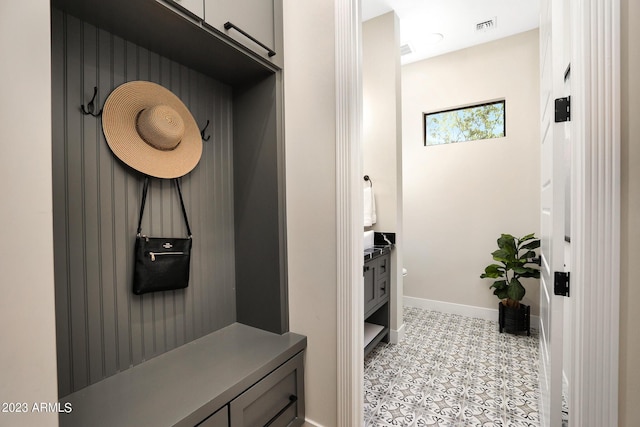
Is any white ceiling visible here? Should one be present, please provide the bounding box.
[362,0,540,65]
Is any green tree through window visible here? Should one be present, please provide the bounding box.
[424,100,505,146]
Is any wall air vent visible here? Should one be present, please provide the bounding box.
[476,17,497,32]
[400,43,413,56]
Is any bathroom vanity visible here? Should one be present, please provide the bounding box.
[363,234,394,357]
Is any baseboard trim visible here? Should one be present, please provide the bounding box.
[390,323,405,344]
[403,296,540,329]
[303,418,323,427]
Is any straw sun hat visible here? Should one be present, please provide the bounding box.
[102,81,202,179]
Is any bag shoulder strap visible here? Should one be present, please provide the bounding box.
[175,178,192,237]
[136,176,150,236]
[137,176,192,237]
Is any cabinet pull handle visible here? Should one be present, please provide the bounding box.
[264,395,297,427]
[223,21,276,57]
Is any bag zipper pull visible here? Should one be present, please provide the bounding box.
[150,252,156,261]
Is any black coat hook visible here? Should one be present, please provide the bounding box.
[200,119,211,141]
[364,175,373,187]
[81,86,103,117]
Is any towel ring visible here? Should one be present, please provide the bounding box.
[364,175,373,187]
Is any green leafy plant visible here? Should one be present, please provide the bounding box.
[480,233,540,308]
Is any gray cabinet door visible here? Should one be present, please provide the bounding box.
[364,260,377,315]
[229,352,304,427]
[204,0,281,66]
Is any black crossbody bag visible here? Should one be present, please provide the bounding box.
[133,177,193,295]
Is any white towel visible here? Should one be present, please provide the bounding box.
[364,186,377,227]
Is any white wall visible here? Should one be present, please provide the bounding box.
[402,30,541,315]
[362,12,404,340]
[0,1,59,426]
[620,0,640,424]
[363,12,402,233]
[283,1,338,425]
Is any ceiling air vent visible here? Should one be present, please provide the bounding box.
[400,43,413,56]
[476,17,497,32]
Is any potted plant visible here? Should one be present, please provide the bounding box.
[480,233,540,335]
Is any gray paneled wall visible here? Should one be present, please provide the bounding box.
[51,9,236,397]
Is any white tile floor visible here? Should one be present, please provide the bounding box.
[364,307,540,426]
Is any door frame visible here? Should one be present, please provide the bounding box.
[568,0,621,425]
[334,0,621,425]
[335,0,364,426]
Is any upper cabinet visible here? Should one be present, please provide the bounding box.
[204,0,283,68]
[167,0,204,19]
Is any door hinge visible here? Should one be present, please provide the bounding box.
[554,271,570,297]
[555,96,571,122]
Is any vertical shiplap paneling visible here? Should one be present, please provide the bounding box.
[192,71,206,338]
[135,45,156,363]
[81,20,104,387]
[197,73,212,331]
[51,8,72,398]
[108,33,131,376]
[166,56,180,350]
[160,56,175,352]
[125,44,139,364]
[219,74,235,331]
[52,11,236,397]
[96,26,118,380]
[175,63,191,348]
[64,13,90,393]
[204,75,218,328]
[148,51,166,357]
[221,81,237,326]
[215,78,228,328]
[183,72,200,342]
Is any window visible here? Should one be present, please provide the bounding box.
[423,100,506,146]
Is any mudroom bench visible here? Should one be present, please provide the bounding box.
[59,324,306,427]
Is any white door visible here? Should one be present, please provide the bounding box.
[559,0,572,419]
[539,0,569,426]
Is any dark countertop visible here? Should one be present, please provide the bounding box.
[364,244,393,261]
[364,231,395,261]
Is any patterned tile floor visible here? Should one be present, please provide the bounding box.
[364,307,540,426]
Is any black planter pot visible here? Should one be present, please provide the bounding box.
[498,302,531,336]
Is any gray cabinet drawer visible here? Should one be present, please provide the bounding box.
[230,352,304,427]
[376,255,389,281]
[378,277,389,301]
[198,406,229,427]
